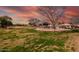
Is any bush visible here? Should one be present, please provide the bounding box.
[10,46,26,52]
[71,29,79,32]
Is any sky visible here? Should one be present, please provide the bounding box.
[0,6,79,24]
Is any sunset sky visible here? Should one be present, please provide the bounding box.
[0,6,79,24]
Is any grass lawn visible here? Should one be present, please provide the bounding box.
[0,27,79,52]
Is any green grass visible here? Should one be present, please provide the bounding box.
[0,28,78,52]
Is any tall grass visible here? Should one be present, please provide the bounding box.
[0,28,77,52]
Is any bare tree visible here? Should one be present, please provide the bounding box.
[38,6,66,29]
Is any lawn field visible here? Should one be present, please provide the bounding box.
[0,27,79,52]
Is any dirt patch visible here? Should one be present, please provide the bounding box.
[0,39,25,49]
[13,39,25,46]
[65,33,79,52]
[72,36,79,51]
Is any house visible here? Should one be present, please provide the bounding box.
[58,24,72,29]
[71,24,79,29]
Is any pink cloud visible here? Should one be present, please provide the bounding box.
[0,6,79,24]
